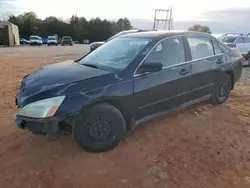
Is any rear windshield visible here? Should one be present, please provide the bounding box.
[220,36,237,43]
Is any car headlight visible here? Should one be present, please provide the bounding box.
[16,96,65,118]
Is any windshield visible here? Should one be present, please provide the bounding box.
[220,36,237,43]
[30,36,40,40]
[48,36,56,40]
[79,37,151,72]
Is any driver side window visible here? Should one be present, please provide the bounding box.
[144,37,185,68]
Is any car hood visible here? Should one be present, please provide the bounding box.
[20,60,112,99]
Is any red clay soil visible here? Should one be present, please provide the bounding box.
[1,50,250,188]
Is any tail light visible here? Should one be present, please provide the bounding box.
[240,56,245,63]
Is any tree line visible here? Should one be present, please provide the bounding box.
[6,12,133,42]
[2,12,213,43]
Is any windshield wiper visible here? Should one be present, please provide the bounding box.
[83,63,99,69]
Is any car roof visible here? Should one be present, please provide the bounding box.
[119,30,213,40]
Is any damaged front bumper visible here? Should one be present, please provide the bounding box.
[15,114,72,140]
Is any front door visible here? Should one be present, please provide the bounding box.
[133,36,193,120]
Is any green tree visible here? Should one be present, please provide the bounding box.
[116,18,133,32]
[188,24,212,34]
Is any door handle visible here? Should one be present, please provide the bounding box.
[179,69,189,75]
[216,59,224,64]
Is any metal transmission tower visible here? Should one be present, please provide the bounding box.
[153,8,173,30]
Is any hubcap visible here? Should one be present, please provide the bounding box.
[85,117,112,141]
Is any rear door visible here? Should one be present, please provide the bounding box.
[185,36,227,99]
[133,36,193,120]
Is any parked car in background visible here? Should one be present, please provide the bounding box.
[29,35,42,46]
[219,33,250,60]
[42,38,47,44]
[61,36,73,46]
[47,36,58,46]
[90,29,152,51]
[20,38,29,44]
[83,39,90,44]
[15,31,243,152]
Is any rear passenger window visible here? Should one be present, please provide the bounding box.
[213,41,223,55]
[144,37,185,67]
[187,37,214,59]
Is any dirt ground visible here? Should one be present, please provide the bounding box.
[1,45,250,188]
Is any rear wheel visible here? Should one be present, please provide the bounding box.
[74,103,125,152]
[211,73,232,104]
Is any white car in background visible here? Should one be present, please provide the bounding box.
[219,33,250,60]
[47,36,58,46]
[29,35,42,46]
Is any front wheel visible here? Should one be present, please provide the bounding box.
[211,73,232,104]
[74,103,125,152]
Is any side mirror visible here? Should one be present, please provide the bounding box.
[137,62,163,74]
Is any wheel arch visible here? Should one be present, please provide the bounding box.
[80,98,133,132]
[224,70,235,89]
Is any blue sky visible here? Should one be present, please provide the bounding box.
[1,0,250,33]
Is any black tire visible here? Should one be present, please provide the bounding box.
[74,103,125,152]
[211,73,232,104]
[47,44,50,46]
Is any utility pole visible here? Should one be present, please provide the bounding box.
[153,7,173,30]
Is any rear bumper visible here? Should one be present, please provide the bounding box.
[15,114,70,140]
